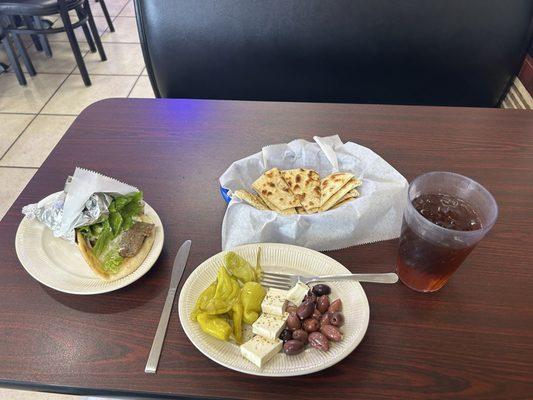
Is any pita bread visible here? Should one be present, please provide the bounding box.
[253,168,301,210]
[233,190,270,211]
[281,168,321,213]
[320,173,353,207]
[77,215,155,282]
[320,178,358,211]
[334,188,360,205]
[332,197,355,209]
[296,207,307,214]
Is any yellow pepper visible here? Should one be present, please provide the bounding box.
[196,313,232,341]
[190,282,217,320]
[225,251,257,283]
[241,281,266,325]
[231,300,244,344]
[204,267,240,315]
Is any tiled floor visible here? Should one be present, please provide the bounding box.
[0,2,152,396]
[0,0,154,227]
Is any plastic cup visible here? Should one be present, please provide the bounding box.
[396,172,498,292]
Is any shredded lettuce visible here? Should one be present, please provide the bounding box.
[77,191,143,272]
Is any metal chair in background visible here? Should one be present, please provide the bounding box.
[0,15,35,85]
[0,0,107,86]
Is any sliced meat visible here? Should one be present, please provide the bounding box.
[119,221,154,258]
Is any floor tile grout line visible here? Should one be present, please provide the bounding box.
[127,73,143,98]
[0,165,39,170]
[0,113,40,162]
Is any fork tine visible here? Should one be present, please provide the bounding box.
[260,274,291,283]
[262,271,293,279]
[261,281,289,290]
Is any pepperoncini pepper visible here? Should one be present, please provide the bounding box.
[196,313,232,341]
[240,281,266,325]
[204,267,240,315]
[225,251,257,283]
[190,282,217,320]
[231,300,244,344]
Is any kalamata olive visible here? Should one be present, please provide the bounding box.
[302,318,319,333]
[312,284,331,296]
[292,329,308,344]
[319,311,332,327]
[308,332,329,351]
[296,300,314,320]
[328,298,342,313]
[283,340,305,355]
[286,312,301,331]
[286,305,298,314]
[304,291,317,304]
[312,308,322,320]
[317,295,330,313]
[330,312,345,327]
[320,325,343,342]
[279,329,293,342]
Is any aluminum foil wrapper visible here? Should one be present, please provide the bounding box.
[21,167,139,242]
[22,191,113,242]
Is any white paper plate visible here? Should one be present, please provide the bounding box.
[178,243,370,376]
[15,198,164,295]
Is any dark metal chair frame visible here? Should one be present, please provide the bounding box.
[0,15,35,85]
[0,0,107,86]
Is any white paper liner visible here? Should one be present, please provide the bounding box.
[220,135,408,251]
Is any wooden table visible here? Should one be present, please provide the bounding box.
[0,99,532,399]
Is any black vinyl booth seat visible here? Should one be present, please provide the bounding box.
[135,0,533,107]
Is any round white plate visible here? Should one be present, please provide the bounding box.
[15,197,164,295]
[178,243,370,376]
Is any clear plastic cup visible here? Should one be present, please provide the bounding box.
[396,171,498,292]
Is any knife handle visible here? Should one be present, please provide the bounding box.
[145,288,177,373]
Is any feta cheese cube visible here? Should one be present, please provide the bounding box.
[252,312,288,340]
[261,287,288,316]
[286,282,309,306]
[240,335,283,368]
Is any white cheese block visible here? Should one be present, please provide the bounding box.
[286,282,309,306]
[252,312,288,340]
[240,335,283,368]
[261,287,288,316]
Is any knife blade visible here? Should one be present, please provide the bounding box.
[145,240,191,373]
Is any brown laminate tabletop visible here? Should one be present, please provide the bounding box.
[0,99,532,400]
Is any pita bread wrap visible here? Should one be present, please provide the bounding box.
[281,168,321,213]
[77,215,155,282]
[252,167,301,210]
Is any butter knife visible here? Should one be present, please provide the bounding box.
[145,240,191,373]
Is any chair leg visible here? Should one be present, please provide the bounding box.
[61,9,91,86]
[2,36,26,85]
[11,32,36,76]
[23,16,42,51]
[76,9,96,52]
[32,17,53,58]
[98,0,115,32]
[83,1,107,61]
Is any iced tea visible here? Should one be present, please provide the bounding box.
[396,172,497,292]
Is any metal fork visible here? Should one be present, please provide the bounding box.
[261,271,398,290]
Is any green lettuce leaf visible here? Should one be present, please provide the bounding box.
[77,191,144,269]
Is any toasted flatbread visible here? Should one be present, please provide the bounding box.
[260,195,297,214]
[296,207,307,214]
[334,188,360,205]
[332,197,355,209]
[320,178,358,211]
[320,173,354,207]
[76,215,155,282]
[281,168,321,213]
[233,190,270,211]
[252,168,301,210]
